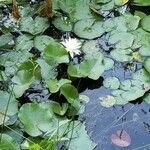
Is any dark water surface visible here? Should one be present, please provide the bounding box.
[82,62,150,150]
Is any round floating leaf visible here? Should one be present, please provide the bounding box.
[20,16,49,35]
[51,101,68,116]
[34,35,55,52]
[44,42,69,65]
[99,95,116,108]
[0,33,13,48]
[15,34,34,51]
[0,91,18,125]
[82,40,100,54]
[52,17,72,32]
[36,59,57,80]
[73,19,104,39]
[109,32,134,49]
[141,15,150,32]
[66,122,96,150]
[110,48,133,62]
[103,58,114,70]
[68,53,104,80]
[143,92,150,104]
[103,77,120,90]
[0,134,20,150]
[111,130,131,147]
[133,0,150,6]
[144,57,150,73]
[60,84,79,104]
[18,103,53,136]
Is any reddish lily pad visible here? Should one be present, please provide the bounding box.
[111,130,131,147]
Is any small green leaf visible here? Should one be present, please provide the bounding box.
[99,95,116,108]
[51,101,68,116]
[103,77,120,90]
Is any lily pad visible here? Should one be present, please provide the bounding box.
[99,95,116,108]
[0,91,18,125]
[15,34,34,51]
[111,130,131,147]
[73,19,104,39]
[66,121,96,150]
[141,15,150,32]
[52,17,73,32]
[46,78,71,93]
[20,16,49,35]
[109,32,134,49]
[44,42,69,65]
[110,48,133,62]
[103,77,120,90]
[18,103,53,137]
[0,134,20,150]
[144,57,150,73]
[68,53,104,80]
[34,35,55,52]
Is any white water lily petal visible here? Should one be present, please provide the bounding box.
[61,37,82,58]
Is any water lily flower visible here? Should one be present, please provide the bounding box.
[61,37,82,58]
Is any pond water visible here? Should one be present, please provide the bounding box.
[0,0,150,150]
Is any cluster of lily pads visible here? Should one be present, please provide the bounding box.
[0,0,150,149]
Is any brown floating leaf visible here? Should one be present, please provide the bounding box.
[12,0,20,20]
[40,0,53,18]
[111,130,131,147]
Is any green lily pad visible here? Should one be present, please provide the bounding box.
[46,78,71,93]
[44,42,69,65]
[99,95,116,108]
[34,35,55,52]
[110,48,133,62]
[36,59,57,80]
[133,0,150,6]
[0,91,18,125]
[143,92,150,104]
[0,33,13,48]
[144,57,150,73]
[51,101,68,116]
[52,17,73,32]
[109,32,134,49]
[66,121,96,150]
[18,103,53,137]
[68,53,104,80]
[20,16,49,35]
[103,77,120,90]
[141,15,150,32]
[0,134,20,150]
[73,19,104,39]
[82,40,100,54]
[15,34,34,51]
[60,84,79,104]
